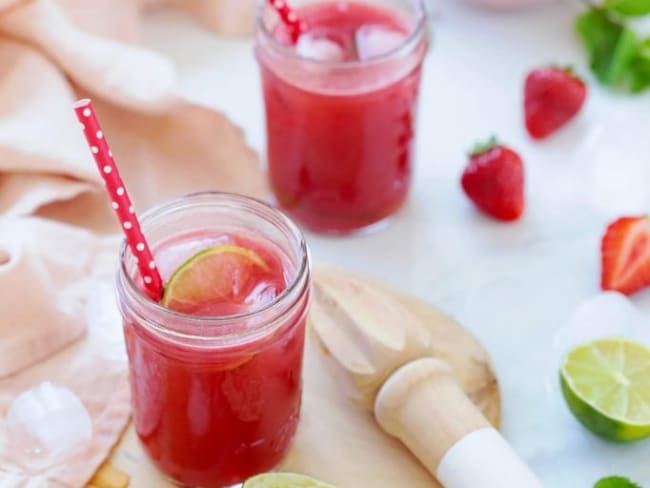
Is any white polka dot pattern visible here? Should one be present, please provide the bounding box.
[269,0,306,42]
[73,98,163,300]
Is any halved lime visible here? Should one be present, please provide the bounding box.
[560,337,650,442]
[161,244,269,314]
[244,473,335,488]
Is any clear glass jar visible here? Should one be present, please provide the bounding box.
[255,0,429,234]
[116,192,311,487]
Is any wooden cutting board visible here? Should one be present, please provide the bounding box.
[95,265,500,488]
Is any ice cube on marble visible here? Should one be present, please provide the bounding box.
[354,25,407,60]
[572,116,650,218]
[553,292,640,354]
[6,382,92,453]
[296,33,345,62]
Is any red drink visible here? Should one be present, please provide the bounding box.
[256,1,429,234]
[116,193,310,487]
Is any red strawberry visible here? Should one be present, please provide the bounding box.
[524,66,587,139]
[601,216,650,296]
[461,137,524,222]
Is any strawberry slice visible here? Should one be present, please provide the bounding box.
[601,216,650,296]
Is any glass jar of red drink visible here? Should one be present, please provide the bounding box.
[255,0,429,234]
[116,192,310,488]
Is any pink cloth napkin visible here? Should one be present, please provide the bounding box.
[0,218,130,488]
[0,0,265,230]
[0,1,261,485]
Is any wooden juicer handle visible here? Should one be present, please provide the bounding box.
[374,358,544,488]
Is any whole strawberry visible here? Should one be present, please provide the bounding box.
[601,216,650,296]
[524,66,587,139]
[461,137,524,221]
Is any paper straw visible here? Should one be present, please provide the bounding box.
[73,99,163,301]
[267,0,307,43]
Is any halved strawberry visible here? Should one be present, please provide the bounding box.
[601,216,650,296]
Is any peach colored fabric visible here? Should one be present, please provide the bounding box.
[0,0,265,228]
[0,217,129,487]
[0,218,89,379]
[0,359,130,488]
[0,330,131,488]
[0,1,260,486]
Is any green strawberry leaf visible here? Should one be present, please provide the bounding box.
[604,0,650,16]
[576,8,639,85]
[594,476,643,488]
[468,135,499,157]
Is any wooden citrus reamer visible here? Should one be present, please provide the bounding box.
[311,266,543,488]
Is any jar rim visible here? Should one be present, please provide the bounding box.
[117,192,310,343]
[255,0,429,70]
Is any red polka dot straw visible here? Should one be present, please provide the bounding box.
[73,99,163,301]
[267,0,307,43]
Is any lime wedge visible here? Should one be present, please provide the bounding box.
[161,244,269,314]
[560,337,650,442]
[244,473,335,488]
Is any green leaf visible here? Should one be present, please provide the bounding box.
[594,476,643,488]
[627,38,650,92]
[576,8,639,85]
[468,135,499,157]
[604,0,650,16]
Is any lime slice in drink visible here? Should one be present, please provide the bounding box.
[161,244,269,314]
[560,337,650,442]
[244,473,335,488]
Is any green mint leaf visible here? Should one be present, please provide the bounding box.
[627,38,650,92]
[603,0,650,16]
[594,476,643,488]
[576,8,639,86]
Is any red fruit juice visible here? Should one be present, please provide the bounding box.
[256,1,428,233]
[122,231,308,487]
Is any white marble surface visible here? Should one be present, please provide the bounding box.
[143,1,650,485]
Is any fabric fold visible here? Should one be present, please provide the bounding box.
[0,0,259,485]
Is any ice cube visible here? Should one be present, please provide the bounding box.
[355,25,407,61]
[6,382,92,453]
[86,279,126,361]
[296,33,345,62]
[553,292,640,353]
[245,280,281,309]
[572,113,650,218]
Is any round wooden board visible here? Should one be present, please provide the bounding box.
[102,265,500,488]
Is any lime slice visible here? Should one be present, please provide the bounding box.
[161,244,269,314]
[560,337,650,442]
[244,473,335,488]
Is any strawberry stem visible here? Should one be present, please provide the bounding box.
[551,63,583,81]
[469,135,499,157]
